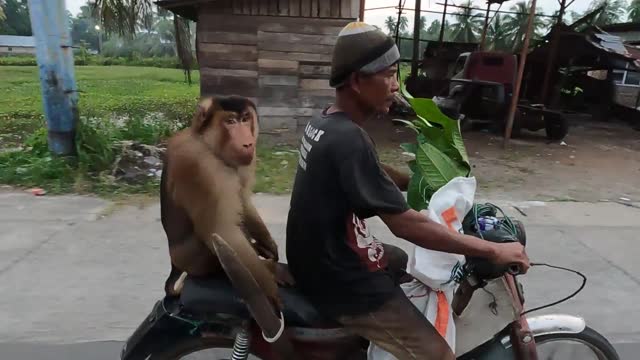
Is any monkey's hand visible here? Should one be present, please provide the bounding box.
[254,239,279,262]
[275,263,295,287]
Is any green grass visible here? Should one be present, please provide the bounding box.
[0,65,299,197]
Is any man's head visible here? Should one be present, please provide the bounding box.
[330,22,401,115]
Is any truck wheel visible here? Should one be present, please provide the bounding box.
[545,114,569,141]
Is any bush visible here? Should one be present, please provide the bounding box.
[0,54,199,69]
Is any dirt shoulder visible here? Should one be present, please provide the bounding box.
[363,116,639,203]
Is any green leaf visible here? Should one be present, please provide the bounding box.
[392,119,420,133]
[415,142,468,191]
[400,142,417,154]
[407,168,430,211]
[408,97,470,172]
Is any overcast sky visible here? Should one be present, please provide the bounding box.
[64,0,594,30]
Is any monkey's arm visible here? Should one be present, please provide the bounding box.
[243,197,279,262]
[171,155,282,309]
[381,163,410,192]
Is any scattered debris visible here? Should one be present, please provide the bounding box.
[111,141,166,184]
[560,141,568,146]
[513,206,528,217]
[570,155,575,159]
[29,188,46,196]
[619,197,631,202]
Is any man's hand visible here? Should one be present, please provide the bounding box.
[489,242,530,274]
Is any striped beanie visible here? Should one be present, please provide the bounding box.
[330,22,401,88]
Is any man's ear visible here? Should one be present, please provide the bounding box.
[348,72,362,94]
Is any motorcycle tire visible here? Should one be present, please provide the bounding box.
[533,325,620,360]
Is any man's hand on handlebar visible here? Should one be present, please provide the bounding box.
[489,242,530,274]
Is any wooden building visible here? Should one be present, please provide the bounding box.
[157,0,364,132]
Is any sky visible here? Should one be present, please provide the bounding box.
[64,0,594,29]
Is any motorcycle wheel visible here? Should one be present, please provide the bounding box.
[533,326,620,360]
[147,336,262,360]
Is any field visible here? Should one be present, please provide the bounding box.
[0,66,298,197]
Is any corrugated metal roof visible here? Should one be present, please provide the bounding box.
[0,35,35,48]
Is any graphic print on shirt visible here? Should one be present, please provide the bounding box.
[298,122,325,171]
[346,213,387,271]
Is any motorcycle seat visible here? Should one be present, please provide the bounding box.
[179,274,341,328]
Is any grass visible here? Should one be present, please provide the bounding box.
[0,65,298,197]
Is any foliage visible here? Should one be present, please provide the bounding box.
[0,66,199,150]
[503,1,545,51]
[628,0,640,21]
[450,0,484,43]
[394,83,471,211]
[0,54,189,68]
[0,0,31,35]
[587,0,629,25]
[0,65,296,196]
[90,0,196,80]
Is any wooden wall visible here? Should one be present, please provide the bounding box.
[215,0,360,19]
[197,4,357,131]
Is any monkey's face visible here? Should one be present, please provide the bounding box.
[202,110,256,167]
[193,96,259,168]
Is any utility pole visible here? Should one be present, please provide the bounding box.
[27,0,79,156]
[540,0,570,105]
[503,0,537,148]
[411,0,422,79]
[479,2,492,50]
[438,0,448,43]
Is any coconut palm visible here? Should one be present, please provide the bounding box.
[384,15,409,37]
[503,1,545,51]
[629,0,640,22]
[90,0,195,83]
[587,0,628,25]
[487,14,511,51]
[450,0,484,43]
[0,1,5,21]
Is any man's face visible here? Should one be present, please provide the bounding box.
[352,64,400,115]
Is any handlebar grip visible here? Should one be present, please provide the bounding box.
[508,264,521,275]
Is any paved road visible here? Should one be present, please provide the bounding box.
[1,191,640,359]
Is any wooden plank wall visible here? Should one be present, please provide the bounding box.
[230,0,356,18]
[197,7,353,131]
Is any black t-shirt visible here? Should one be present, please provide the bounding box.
[285,110,410,318]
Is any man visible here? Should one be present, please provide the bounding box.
[285,22,530,359]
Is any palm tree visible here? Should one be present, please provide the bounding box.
[487,14,511,51]
[0,0,5,21]
[628,0,640,22]
[450,0,484,43]
[587,0,628,25]
[91,0,195,83]
[503,1,544,51]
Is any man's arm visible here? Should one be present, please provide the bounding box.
[380,163,410,192]
[380,209,530,271]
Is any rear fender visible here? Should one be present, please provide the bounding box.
[120,297,200,360]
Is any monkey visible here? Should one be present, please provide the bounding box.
[159,95,283,311]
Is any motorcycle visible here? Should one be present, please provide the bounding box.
[120,212,620,360]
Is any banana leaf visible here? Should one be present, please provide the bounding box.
[415,142,468,192]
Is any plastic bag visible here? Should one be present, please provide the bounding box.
[368,176,477,359]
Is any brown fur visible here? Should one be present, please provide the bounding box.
[160,95,281,309]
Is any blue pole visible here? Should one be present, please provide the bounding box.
[27,0,79,156]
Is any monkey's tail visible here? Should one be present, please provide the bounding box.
[206,234,297,358]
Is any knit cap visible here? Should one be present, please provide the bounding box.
[329,22,401,88]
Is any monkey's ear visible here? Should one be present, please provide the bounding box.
[192,97,218,133]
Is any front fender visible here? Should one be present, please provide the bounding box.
[499,314,587,348]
